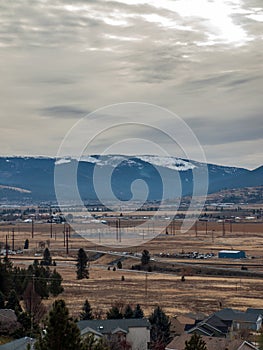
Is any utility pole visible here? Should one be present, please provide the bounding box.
[12,228,15,251]
[50,206,53,239]
[31,274,35,338]
[205,220,208,235]
[222,220,225,237]
[50,220,53,239]
[116,219,120,242]
[195,221,198,237]
[116,220,118,242]
[31,219,34,239]
[145,272,148,298]
[63,223,66,247]
[66,227,69,255]
[5,235,8,259]
[119,219,121,242]
[230,221,233,233]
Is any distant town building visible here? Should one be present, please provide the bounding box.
[218,250,246,259]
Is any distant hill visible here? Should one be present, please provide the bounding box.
[0,156,262,203]
[206,186,263,204]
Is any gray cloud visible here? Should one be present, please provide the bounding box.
[0,0,262,169]
[40,105,89,118]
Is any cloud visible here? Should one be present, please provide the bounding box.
[0,0,262,169]
[40,105,89,118]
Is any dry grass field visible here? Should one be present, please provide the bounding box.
[1,218,263,318]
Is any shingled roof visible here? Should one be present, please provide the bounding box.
[0,337,35,350]
[78,318,150,335]
[166,334,258,350]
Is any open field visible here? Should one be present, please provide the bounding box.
[1,219,263,318]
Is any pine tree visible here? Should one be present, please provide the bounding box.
[149,306,171,347]
[0,259,12,296]
[133,304,144,318]
[24,239,29,249]
[141,250,150,265]
[41,248,52,266]
[184,333,207,350]
[14,311,32,338]
[49,269,64,297]
[27,264,50,299]
[258,331,263,350]
[6,289,22,313]
[34,299,82,350]
[124,305,134,319]
[81,333,109,350]
[117,261,122,269]
[0,291,5,308]
[80,299,93,320]
[76,248,89,280]
[106,306,123,319]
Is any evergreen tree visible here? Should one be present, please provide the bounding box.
[184,333,207,350]
[76,248,89,280]
[258,331,263,350]
[35,299,82,350]
[27,264,50,299]
[49,269,64,297]
[24,239,29,249]
[81,333,109,350]
[133,304,144,318]
[0,259,12,296]
[41,248,52,266]
[6,289,22,313]
[106,306,123,319]
[149,306,171,348]
[80,299,93,320]
[0,290,5,308]
[123,305,133,319]
[14,311,32,338]
[141,250,150,265]
[12,266,27,297]
[117,261,122,269]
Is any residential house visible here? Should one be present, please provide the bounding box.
[0,337,35,350]
[170,315,196,337]
[215,308,263,331]
[165,334,259,350]
[78,318,151,350]
[186,314,229,337]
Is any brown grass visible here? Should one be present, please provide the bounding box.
[1,221,263,318]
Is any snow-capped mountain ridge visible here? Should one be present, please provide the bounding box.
[0,155,261,202]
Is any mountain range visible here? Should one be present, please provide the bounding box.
[0,156,262,203]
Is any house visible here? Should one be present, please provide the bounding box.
[246,308,263,317]
[78,318,151,350]
[215,308,263,331]
[165,334,259,350]
[170,315,196,337]
[187,314,229,337]
[218,250,246,259]
[185,308,263,339]
[0,337,35,350]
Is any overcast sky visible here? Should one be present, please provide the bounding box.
[1,0,262,169]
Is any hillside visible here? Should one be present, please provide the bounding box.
[0,156,261,203]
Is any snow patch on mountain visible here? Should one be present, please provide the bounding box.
[137,156,196,171]
[55,158,71,165]
[79,156,100,164]
[80,155,137,167]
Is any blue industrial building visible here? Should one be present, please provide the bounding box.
[218,250,246,259]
